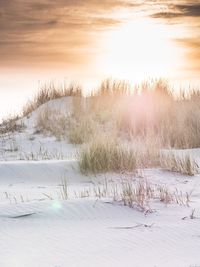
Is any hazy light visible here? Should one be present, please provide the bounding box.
[98,17,183,83]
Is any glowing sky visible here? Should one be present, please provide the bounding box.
[0,0,200,117]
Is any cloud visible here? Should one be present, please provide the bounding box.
[144,1,200,77]
[175,37,200,73]
[151,2,200,19]
[0,0,140,65]
[0,0,140,32]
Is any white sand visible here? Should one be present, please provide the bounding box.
[0,97,200,267]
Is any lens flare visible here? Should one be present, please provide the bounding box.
[51,201,63,211]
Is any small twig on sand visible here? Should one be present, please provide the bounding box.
[109,223,154,230]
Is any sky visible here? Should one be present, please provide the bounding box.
[0,0,200,118]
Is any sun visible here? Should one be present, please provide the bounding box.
[98,17,182,83]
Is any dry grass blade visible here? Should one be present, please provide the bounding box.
[60,178,68,200]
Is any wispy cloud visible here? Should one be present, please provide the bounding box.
[151,2,200,19]
[0,0,142,65]
[175,37,200,73]
[148,1,200,74]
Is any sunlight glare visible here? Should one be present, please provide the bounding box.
[99,18,182,83]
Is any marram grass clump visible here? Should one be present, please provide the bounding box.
[67,116,97,144]
[79,137,137,174]
[160,152,199,176]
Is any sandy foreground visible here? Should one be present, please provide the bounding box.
[0,97,200,267]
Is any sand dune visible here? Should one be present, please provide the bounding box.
[0,97,200,267]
